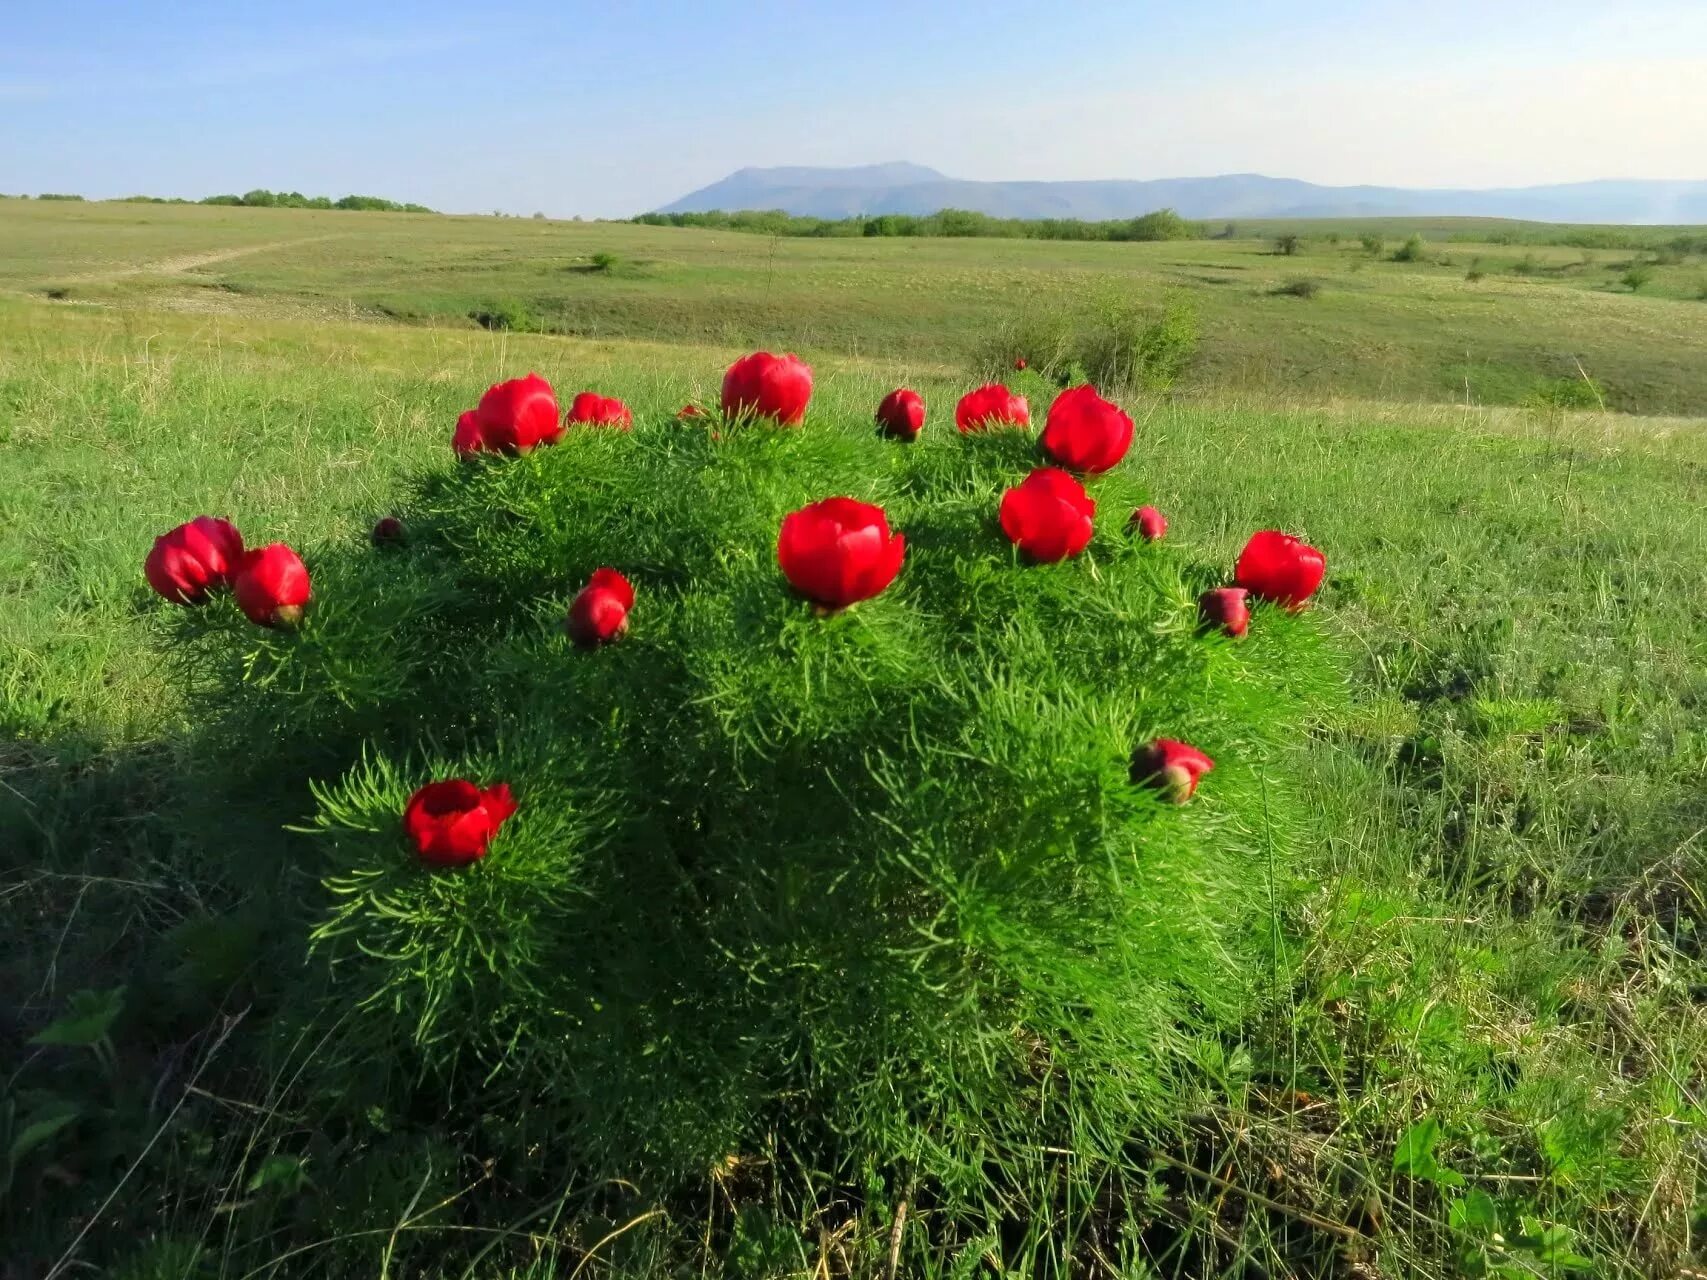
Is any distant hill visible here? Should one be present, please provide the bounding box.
[658,165,1707,224]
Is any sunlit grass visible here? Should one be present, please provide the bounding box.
[3,265,1705,1276]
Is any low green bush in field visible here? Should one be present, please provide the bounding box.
[1621,262,1655,292]
[1525,373,1607,411]
[1392,233,1428,263]
[467,298,541,332]
[981,296,1200,392]
[156,386,1338,1239]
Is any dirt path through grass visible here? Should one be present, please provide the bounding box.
[54,234,348,284]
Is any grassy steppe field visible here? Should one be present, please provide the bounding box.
[5,198,1707,413]
[3,202,1707,1278]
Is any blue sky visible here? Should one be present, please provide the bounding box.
[4,0,1705,217]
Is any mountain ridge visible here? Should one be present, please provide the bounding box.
[657,164,1707,224]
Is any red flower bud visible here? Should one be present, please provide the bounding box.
[876,388,926,441]
[1130,739,1215,803]
[371,515,405,548]
[1013,356,1028,371]
[1131,506,1167,542]
[568,391,633,430]
[565,567,635,646]
[232,543,311,629]
[472,372,562,454]
[955,383,1030,432]
[1198,586,1250,638]
[403,779,517,867]
[777,497,906,610]
[144,516,244,604]
[452,409,487,457]
[675,403,706,421]
[1234,530,1326,610]
[721,351,812,426]
[1040,385,1135,474]
[998,467,1095,562]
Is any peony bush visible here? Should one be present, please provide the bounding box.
[148,361,1337,1229]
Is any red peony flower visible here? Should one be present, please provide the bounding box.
[568,391,633,430]
[1131,505,1167,542]
[777,497,906,609]
[1130,739,1215,803]
[371,515,405,548]
[956,383,1030,432]
[403,779,517,867]
[721,351,813,425]
[474,372,562,453]
[1040,385,1135,474]
[1013,356,1028,371]
[452,410,487,457]
[232,543,310,628]
[565,567,635,646]
[876,388,926,441]
[1234,530,1326,610]
[1198,586,1250,638]
[144,516,244,604]
[998,467,1096,561]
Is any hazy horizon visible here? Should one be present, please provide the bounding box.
[5,0,1706,219]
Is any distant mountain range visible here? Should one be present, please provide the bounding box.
[656,163,1707,224]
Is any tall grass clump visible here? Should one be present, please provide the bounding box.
[467,298,541,331]
[979,296,1200,392]
[1392,233,1428,263]
[1621,262,1655,291]
[156,394,1339,1258]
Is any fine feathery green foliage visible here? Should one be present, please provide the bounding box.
[160,402,1340,1226]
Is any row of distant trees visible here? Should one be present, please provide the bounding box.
[4,190,432,212]
[631,207,1204,242]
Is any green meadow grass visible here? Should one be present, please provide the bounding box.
[5,198,1707,413]
[2,213,1706,1275]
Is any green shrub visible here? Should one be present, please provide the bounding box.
[1360,234,1384,256]
[642,207,1206,243]
[468,299,540,332]
[977,296,1200,392]
[976,310,1077,382]
[1272,278,1322,298]
[194,189,427,211]
[162,391,1338,1242]
[1391,234,1428,263]
[1113,298,1200,390]
[1047,294,1200,391]
[1465,259,1485,283]
[1525,374,1606,411]
[1109,208,1200,242]
[1622,262,1654,291]
[1273,234,1303,256]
